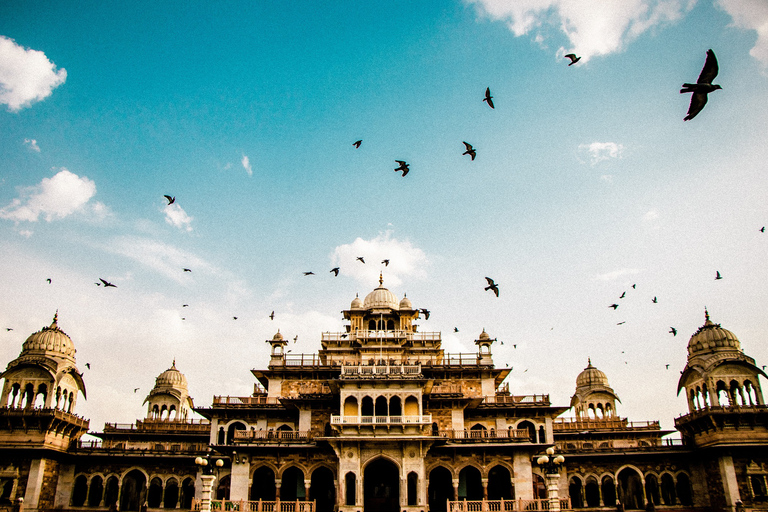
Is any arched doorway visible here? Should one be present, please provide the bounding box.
[251,467,276,500]
[532,474,547,500]
[618,468,644,510]
[215,475,230,501]
[488,466,514,500]
[311,467,335,512]
[120,470,147,512]
[164,478,180,508]
[364,458,400,512]
[428,467,452,512]
[281,467,305,501]
[458,466,482,500]
[569,477,583,508]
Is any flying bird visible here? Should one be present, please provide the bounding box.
[85,363,91,369]
[183,268,192,272]
[164,195,175,205]
[462,142,476,160]
[353,140,362,148]
[356,257,365,264]
[303,271,315,276]
[652,297,658,304]
[670,327,677,336]
[619,292,626,299]
[715,271,722,280]
[293,335,298,343]
[665,364,670,369]
[46,278,51,284]
[483,87,494,109]
[134,388,140,393]
[761,227,765,233]
[233,316,238,320]
[617,321,626,325]
[5,328,12,331]
[484,277,499,297]
[564,54,581,66]
[609,304,619,310]
[394,160,409,177]
[454,327,459,332]
[330,267,340,276]
[182,304,189,307]
[269,311,275,320]
[381,259,389,266]
[419,308,430,320]
[681,49,722,121]
[632,284,636,289]
[99,278,117,288]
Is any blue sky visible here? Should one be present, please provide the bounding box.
[2,0,768,433]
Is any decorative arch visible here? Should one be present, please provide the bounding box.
[617,466,644,510]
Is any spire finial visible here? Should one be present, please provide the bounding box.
[588,357,592,367]
[51,310,59,327]
[172,358,176,369]
[379,272,383,286]
[705,307,710,323]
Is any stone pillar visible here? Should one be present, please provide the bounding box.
[230,457,251,501]
[718,455,742,512]
[22,459,46,511]
[452,479,459,500]
[482,479,488,500]
[512,453,534,500]
[546,473,561,512]
[199,475,216,512]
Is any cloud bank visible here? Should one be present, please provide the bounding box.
[0,36,67,111]
[0,169,99,222]
[163,203,194,232]
[716,0,768,67]
[331,232,429,287]
[242,155,253,176]
[578,141,624,166]
[467,0,694,61]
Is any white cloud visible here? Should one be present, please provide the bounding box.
[595,268,642,281]
[24,138,40,152]
[0,168,97,222]
[578,141,624,166]
[331,231,429,287]
[643,210,660,223]
[0,36,67,112]
[18,229,33,238]
[600,174,614,182]
[716,0,768,67]
[241,155,253,176]
[106,236,211,283]
[467,0,694,61]
[163,203,193,232]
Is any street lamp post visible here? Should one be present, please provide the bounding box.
[195,453,224,512]
[536,447,565,512]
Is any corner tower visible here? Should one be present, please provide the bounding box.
[570,359,620,419]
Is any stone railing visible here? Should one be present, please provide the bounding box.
[340,364,421,378]
[212,396,282,406]
[437,429,531,442]
[194,499,315,512]
[553,418,659,430]
[232,430,315,443]
[447,498,571,511]
[330,414,432,425]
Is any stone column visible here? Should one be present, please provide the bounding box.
[199,475,217,512]
[452,479,459,500]
[482,479,488,500]
[546,473,561,512]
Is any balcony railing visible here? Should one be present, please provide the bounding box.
[268,352,489,367]
[553,417,660,430]
[341,364,421,378]
[483,395,551,406]
[448,498,571,512]
[437,429,532,442]
[103,419,210,432]
[212,396,282,406]
[330,414,432,425]
[194,499,316,512]
[232,430,314,443]
[323,330,441,342]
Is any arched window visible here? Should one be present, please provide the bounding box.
[368,320,376,330]
[213,476,228,501]
[375,396,388,417]
[458,466,482,500]
[404,396,419,416]
[281,467,305,500]
[429,467,453,512]
[361,396,374,416]
[180,478,195,509]
[344,396,358,417]
[390,396,402,416]
[387,319,395,331]
[518,421,536,442]
[227,422,247,444]
[488,465,514,500]
[88,476,104,507]
[35,384,47,408]
[345,472,356,506]
[569,477,583,508]
[310,467,335,512]
[717,381,730,406]
[119,470,147,512]
[104,476,119,507]
[602,476,616,507]
[660,474,676,505]
[250,467,276,501]
[532,474,547,500]
[538,426,546,443]
[676,473,693,506]
[408,472,418,506]
[645,474,660,505]
[585,477,599,507]
[617,468,644,509]
[165,478,180,508]
[71,475,88,507]
[147,477,163,508]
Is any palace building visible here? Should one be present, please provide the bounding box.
[1,278,768,512]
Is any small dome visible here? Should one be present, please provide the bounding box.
[351,295,363,309]
[22,312,76,359]
[399,295,412,310]
[155,360,188,390]
[478,329,490,341]
[272,331,284,341]
[687,310,741,357]
[576,359,609,387]
[363,274,398,310]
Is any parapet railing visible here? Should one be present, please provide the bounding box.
[193,499,315,512]
[232,430,315,443]
[447,498,571,511]
[212,396,282,406]
[271,352,489,367]
[104,419,210,432]
[340,364,421,377]
[330,414,432,425]
[437,429,531,441]
[553,418,659,430]
[322,330,441,342]
[483,395,551,406]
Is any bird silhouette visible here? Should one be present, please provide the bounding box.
[330,267,340,276]
[183,268,192,272]
[670,327,677,336]
[353,140,362,148]
[681,49,722,121]
[565,54,581,66]
[665,364,670,369]
[99,278,117,288]
[134,388,140,393]
[183,304,189,307]
[454,327,459,332]
[46,278,51,284]
[617,321,626,325]
[340,333,348,338]
[761,227,765,233]
[269,311,275,320]
[462,142,476,160]
[164,195,175,205]
[293,335,298,343]
[85,363,91,369]
[715,271,722,280]
[619,292,626,299]
[233,316,238,320]
[303,271,315,276]
[652,297,658,303]
[609,304,619,310]
[484,277,499,297]
[419,308,430,320]
[483,87,494,109]
[5,328,12,331]
[632,284,636,289]
[356,257,365,264]
[381,259,389,266]
[394,160,409,177]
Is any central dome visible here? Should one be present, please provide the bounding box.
[155,360,188,390]
[21,312,76,359]
[362,274,399,310]
[576,359,609,387]
[687,310,740,357]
